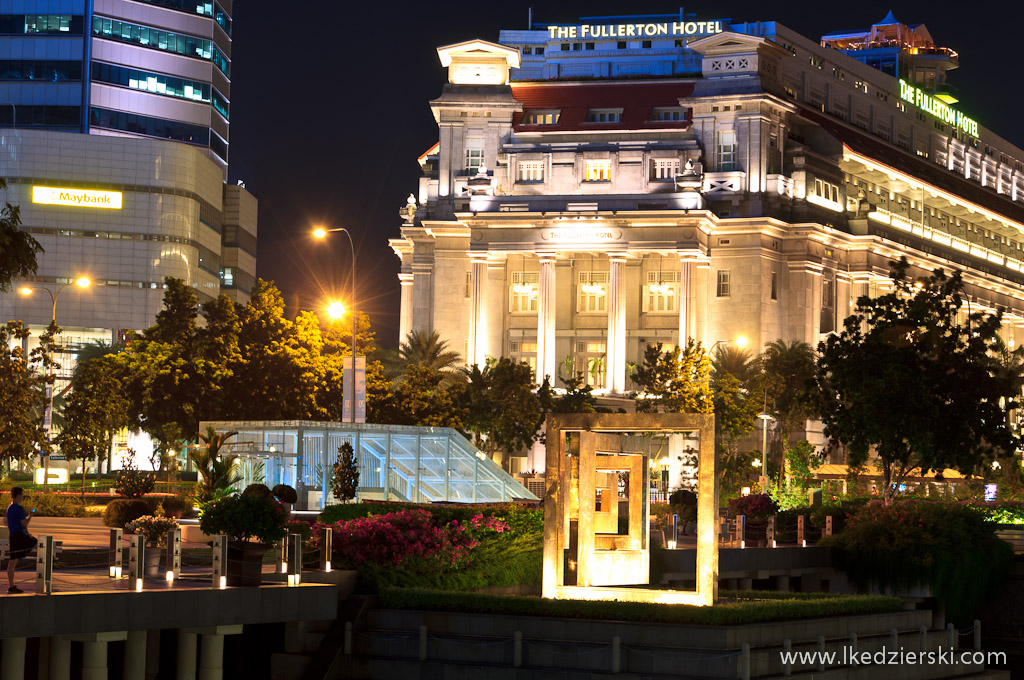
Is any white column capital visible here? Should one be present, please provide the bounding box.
[398,272,413,285]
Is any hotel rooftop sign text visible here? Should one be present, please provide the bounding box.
[899,79,978,137]
[547,21,724,40]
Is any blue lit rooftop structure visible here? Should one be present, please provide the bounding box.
[198,421,538,510]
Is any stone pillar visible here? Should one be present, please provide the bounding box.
[176,631,197,680]
[467,254,489,368]
[146,630,161,680]
[677,257,693,346]
[124,630,147,680]
[411,263,433,336]
[48,637,71,680]
[605,255,627,393]
[397,273,413,346]
[535,255,556,385]
[82,641,108,680]
[1,637,26,680]
[197,634,225,680]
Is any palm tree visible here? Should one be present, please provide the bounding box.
[191,427,242,502]
[396,330,464,386]
[761,339,816,445]
[711,344,759,387]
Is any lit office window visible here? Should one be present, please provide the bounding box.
[716,270,731,297]
[718,130,737,171]
[650,159,680,180]
[465,136,484,173]
[523,110,559,125]
[577,272,608,313]
[510,272,538,313]
[517,161,544,182]
[584,160,611,182]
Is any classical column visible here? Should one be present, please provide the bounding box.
[397,273,413,346]
[1,637,26,680]
[467,254,488,368]
[605,255,627,393]
[677,256,693,346]
[197,633,225,680]
[123,630,146,680]
[535,255,557,385]
[411,263,433,336]
[176,631,197,680]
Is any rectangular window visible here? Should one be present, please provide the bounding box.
[465,136,484,172]
[574,341,606,387]
[650,158,680,180]
[716,270,731,297]
[509,341,538,377]
[517,160,544,182]
[561,43,570,51]
[617,41,626,49]
[718,130,737,171]
[577,272,608,313]
[585,42,595,50]
[584,159,611,182]
[510,271,539,313]
[770,271,778,300]
[642,40,652,48]
[523,110,559,125]
[536,47,544,55]
[651,107,687,121]
[821,277,836,334]
[585,109,622,123]
[644,271,680,313]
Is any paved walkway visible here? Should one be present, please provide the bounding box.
[30,516,110,549]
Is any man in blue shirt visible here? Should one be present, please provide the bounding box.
[5,487,35,594]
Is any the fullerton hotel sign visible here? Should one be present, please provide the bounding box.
[546,21,725,40]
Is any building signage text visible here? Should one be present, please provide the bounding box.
[898,80,978,137]
[32,186,123,209]
[547,21,724,40]
[542,228,621,242]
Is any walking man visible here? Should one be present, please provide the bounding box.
[6,487,36,594]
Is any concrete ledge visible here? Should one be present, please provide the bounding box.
[0,583,339,640]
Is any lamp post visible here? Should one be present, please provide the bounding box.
[757,411,775,490]
[313,227,357,424]
[20,276,91,492]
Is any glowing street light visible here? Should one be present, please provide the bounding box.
[20,276,92,491]
[313,226,357,423]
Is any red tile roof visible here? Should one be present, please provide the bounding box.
[510,81,695,132]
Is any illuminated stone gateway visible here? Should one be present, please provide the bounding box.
[199,421,537,510]
[543,413,718,605]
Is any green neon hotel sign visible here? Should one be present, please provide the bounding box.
[899,79,978,137]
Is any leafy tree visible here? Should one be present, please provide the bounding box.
[712,372,760,495]
[114,448,155,498]
[811,258,1018,504]
[632,340,713,413]
[0,179,43,292]
[0,320,54,465]
[330,442,360,503]
[379,364,465,428]
[784,440,822,491]
[552,371,597,414]
[190,427,243,503]
[58,352,129,480]
[761,339,816,447]
[462,357,545,470]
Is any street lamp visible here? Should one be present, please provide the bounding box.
[20,276,91,491]
[313,227,357,424]
[709,335,748,353]
[757,411,775,490]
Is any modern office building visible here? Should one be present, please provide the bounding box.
[0,0,255,400]
[391,12,1024,471]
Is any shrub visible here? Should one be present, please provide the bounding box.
[668,489,697,508]
[161,496,191,517]
[728,493,778,519]
[960,499,1024,525]
[285,518,313,543]
[241,483,273,500]
[272,484,297,504]
[114,449,155,499]
[103,499,152,528]
[822,500,1012,622]
[330,442,359,503]
[318,501,541,531]
[200,493,288,544]
[22,494,86,517]
[125,515,178,546]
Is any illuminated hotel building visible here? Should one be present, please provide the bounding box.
[393,12,1024,465]
[0,0,255,399]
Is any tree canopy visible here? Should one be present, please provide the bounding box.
[811,258,1018,503]
[0,179,42,293]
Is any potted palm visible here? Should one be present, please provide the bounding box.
[199,484,287,586]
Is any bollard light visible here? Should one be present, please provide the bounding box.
[287,573,302,587]
[772,540,777,548]
[109,566,117,578]
[281,561,288,574]
[740,540,745,549]
[166,570,174,583]
[219,575,227,589]
[802,539,807,548]
[325,560,331,573]
[135,578,143,592]
[666,540,677,550]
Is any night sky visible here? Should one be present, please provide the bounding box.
[225,1,1024,349]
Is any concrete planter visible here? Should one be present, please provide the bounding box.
[226,541,271,587]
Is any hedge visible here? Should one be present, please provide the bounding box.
[378,588,903,626]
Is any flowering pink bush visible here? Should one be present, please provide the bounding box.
[728,493,778,519]
[313,509,510,571]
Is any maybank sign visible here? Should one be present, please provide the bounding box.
[547,21,724,40]
[899,80,978,137]
[32,186,123,209]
